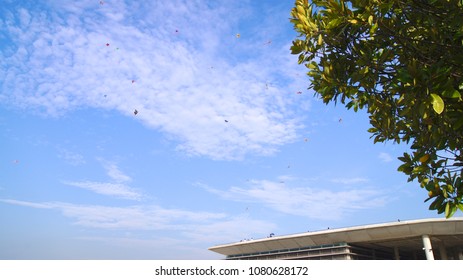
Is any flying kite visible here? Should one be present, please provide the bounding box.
[236,33,240,38]
[134,109,138,115]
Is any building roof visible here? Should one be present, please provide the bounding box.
[208,218,463,257]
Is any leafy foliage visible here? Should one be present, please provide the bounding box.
[290,0,463,217]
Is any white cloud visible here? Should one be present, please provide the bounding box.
[0,1,305,160]
[57,148,86,166]
[0,199,277,254]
[0,198,226,230]
[329,177,369,185]
[62,160,139,199]
[100,161,132,183]
[379,152,393,163]
[63,181,143,201]
[0,198,273,248]
[0,199,55,209]
[201,179,387,220]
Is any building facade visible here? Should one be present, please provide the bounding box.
[209,218,463,260]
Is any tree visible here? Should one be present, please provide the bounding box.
[290,0,463,217]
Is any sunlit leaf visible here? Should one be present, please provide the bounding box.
[431,94,444,114]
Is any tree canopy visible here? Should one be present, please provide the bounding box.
[290,0,463,217]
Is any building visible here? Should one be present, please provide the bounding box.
[208,218,463,260]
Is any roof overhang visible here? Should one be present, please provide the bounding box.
[208,218,463,257]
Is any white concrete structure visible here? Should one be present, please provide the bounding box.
[209,218,463,260]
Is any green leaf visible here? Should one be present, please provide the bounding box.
[445,202,451,218]
[454,116,463,130]
[307,61,318,70]
[429,196,444,210]
[430,94,444,114]
[412,165,428,174]
[442,88,461,99]
[290,40,304,54]
[326,18,344,29]
[318,33,323,45]
[368,15,374,25]
[419,154,430,163]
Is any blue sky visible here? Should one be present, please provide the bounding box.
[0,0,457,260]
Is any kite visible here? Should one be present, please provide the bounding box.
[264,40,272,45]
[100,1,104,5]
[224,120,229,123]
[131,80,135,83]
[106,43,110,46]
[236,33,240,38]
[134,109,138,115]
[296,91,302,94]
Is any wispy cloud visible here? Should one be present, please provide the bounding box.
[379,152,393,163]
[0,1,305,160]
[63,181,143,200]
[200,179,387,220]
[329,177,369,185]
[99,160,132,183]
[0,198,226,230]
[63,160,141,200]
[0,198,273,246]
[57,148,86,166]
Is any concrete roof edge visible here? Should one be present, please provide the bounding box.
[208,217,463,252]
